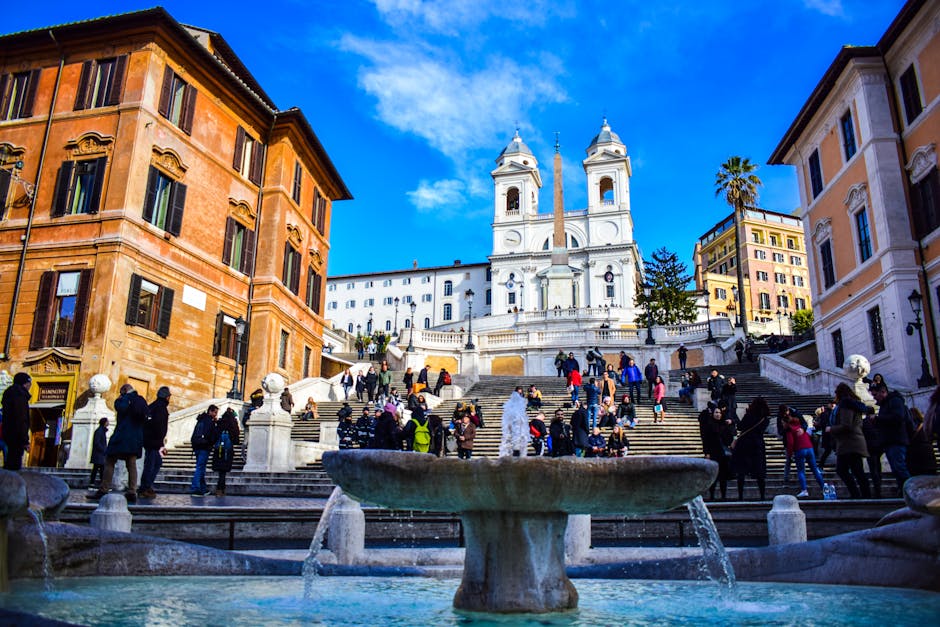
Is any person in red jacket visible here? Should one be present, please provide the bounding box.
[567,368,582,404]
[787,416,826,498]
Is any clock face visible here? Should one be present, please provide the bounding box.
[503,230,522,247]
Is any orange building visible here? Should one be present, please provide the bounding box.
[769,0,938,392]
[0,8,351,466]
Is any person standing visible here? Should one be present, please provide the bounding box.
[499,387,529,457]
[280,387,294,416]
[211,407,240,496]
[828,383,871,499]
[371,408,401,450]
[600,372,616,408]
[624,359,643,403]
[870,384,912,495]
[554,350,567,377]
[1,372,31,471]
[706,369,725,402]
[787,415,826,498]
[433,368,450,396]
[721,377,738,423]
[417,365,430,393]
[364,366,378,402]
[734,339,745,363]
[678,344,688,371]
[337,409,357,449]
[88,418,109,488]
[529,412,548,456]
[700,405,736,500]
[455,413,476,459]
[340,369,354,401]
[644,359,659,401]
[90,383,148,503]
[652,375,667,424]
[402,367,414,395]
[583,378,601,430]
[570,403,590,457]
[139,386,170,499]
[377,364,393,402]
[731,397,770,501]
[188,405,218,497]
[567,368,582,404]
[562,352,580,377]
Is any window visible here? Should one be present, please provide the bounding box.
[292,162,302,204]
[486,268,492,281]
[787,238,797,250]
[306,268,322,314]
[383,297,393,305]
[840,110,857,160]
[125,273,173,337]
[772,252,785,263]
[792,276,805,287]
[443,280,453,296]
[911,168,940,239]
[729,256,736,268]
[328,301,338,310]
[29,269,93,349]
[233,127,264,185]
[443,303,452,321]
[756,271,769,281]
[364,280,373,288]
[312,188,326,233]
[222,218,256,274]
[364,298,374,307]
[751,231,763,243]
[485,288,491,305]
[715,287,727,300]
[506,186,520,213]
[421,294,432,302]
[303,346,311,379]
[345,300,356,309]
[508,292,516,305]
[855,209,872,262]
[382,279,392,287]
[795,297,807,310]
[718,262,728,275]
[385,320,391,331]
[328,283,337,292]
[0,69,40,120]
[51,158,107,216]
[867,306,885,354]
[424,317,431,329]
[74,56,127,110]
[212,313,246,362]
[0,169,10,219]
[759,293,771,309]
[402,277,411,285]
[790,256,802,266]
[808,149,823,198]
[347,322,354,333]
[346,282,354,289]
[832,330,844,368]
[142,166,186,236]
[606,284,615,298]
[775,272,787,284]
[282,242,301,295]
[819,240,836,289]
[754,249,766,260]
[404,319,411,328]
[421,276,430,284]
[157,66,196,134]
[899,64,923,125]
[403,295,413,304]
[278,330,289,369]
[599,176,614,204]
[769,235,779,247]
[777,295,789,309]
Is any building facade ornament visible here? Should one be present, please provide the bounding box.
[286,224,303,248]
[66,132,114,157]
[150,146,188,180]
[843,182,868,211]
[812,217,833,245]
[905,143,937,185]
[228,198,256,226]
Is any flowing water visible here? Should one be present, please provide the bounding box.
[26,507,53,592]
[301,486,345,598]
[686,495,737,593]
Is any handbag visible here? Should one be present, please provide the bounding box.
[654,404,663,414]
[445,434,458,453]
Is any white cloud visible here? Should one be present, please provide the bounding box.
[802,0,844,17]
[407,178,466,211]
[370,0,566,35]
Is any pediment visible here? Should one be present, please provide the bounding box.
[583,148,628,164]
[66,132,114,157]
[22,348,81,373]
[151,146,188,180]
[492,161,537,175]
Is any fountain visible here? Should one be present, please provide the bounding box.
[321,450,717,613]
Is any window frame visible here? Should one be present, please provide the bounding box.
[840,110,857,161]
[819,239,836,289]
[157,66,197,135]
[282,242,301,295]
[74,56,127,110]
[443,280,453,296]
[867,306,885,354]
[29,269,93,349]
[443,303,452,321]
[51,157,107,217]
[0,69,41,121]
[832,329,844,369]
[854,208,873,262]
[125,273,174,337]
[142,166,186,236]
[222,217,256,274]
[899,64,923,126]
[306,267,322,314]
[808,149,824,198]
[292,162,302,204]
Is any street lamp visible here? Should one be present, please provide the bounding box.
[907,289,937,388]
[356,324,361,338]
[392,297,400,338]
[407,301,417,352]
[464,289,475,349]
[703,289,715,343]
[731,286,740,328]
[367,312,373,334]
[642,283,655,345]
[227,315,247,399]
[776,309,783,335]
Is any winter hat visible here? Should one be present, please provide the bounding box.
[13,372,31,386]
[157,386,171,399]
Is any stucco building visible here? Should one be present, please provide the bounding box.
[769,0,939,390]
[0,8,350,466]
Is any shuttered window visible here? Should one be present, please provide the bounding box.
[282,242,301,295]
[157,66,197,134]
[73,56,127,110]
[292,162,302,204]
[142,166,186,236]
[312,188,326,233]
[306,267,322,313]
[0,169,11,219]
[125,273,173,337]
[232,126,264,185]
[0,69,40,120]
[51,158,107,216]
[29,269,93,349]
[222,217,256,274]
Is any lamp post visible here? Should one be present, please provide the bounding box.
[407,301,417,352]
[642,283,655,345]
[907,289,937,388]
[356,324,361,338]
[464,289,475,349]
[731,286,740,328]
[367,312,373,335]
[776,309,783,335]
[703,289,715,343]
[227,316,247,399]
[392,297,400,337]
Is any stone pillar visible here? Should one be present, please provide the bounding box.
[693,388,711,411]
[565,514,591,563]
[65,375,114,470]
[90,493,132,533]
[325,493,365,564]
[243,373,295,473]
[767,494,806,545]
[320,420,339,447]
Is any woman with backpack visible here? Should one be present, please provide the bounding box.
[211,408,240,497]
[403,406,432,453]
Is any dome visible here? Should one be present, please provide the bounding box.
[587,117,622,148]
[497,129,534,161]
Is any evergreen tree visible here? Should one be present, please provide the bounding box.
[635,247,697,326]
[791,309,813,335]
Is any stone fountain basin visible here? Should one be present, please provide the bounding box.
[322,451,717,514]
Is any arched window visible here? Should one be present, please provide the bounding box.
[543,234,581,249]
[443,280,453,296]
[424,317,431,329]
[404,319,411,329]
[385,320,391,331]
[347,322,353,333]
[506,187,520,213]
[443,303,453,321]
[599,177,614,205]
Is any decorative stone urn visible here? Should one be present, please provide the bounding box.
[65,374,114,470]
[322,451,717,613]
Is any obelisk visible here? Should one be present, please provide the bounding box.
[546,133,575,308]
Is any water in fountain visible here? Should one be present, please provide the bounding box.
[302,485,345,598]
[26,508,53,592]
[686,495,736,593]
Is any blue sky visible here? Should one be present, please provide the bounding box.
[7,1,906,276]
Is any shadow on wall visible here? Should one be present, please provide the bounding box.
[671,348,705,370]
[425,356,459,376]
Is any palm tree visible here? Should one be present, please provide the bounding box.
[715,156,762,336]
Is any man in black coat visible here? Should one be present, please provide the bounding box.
[139,386,171,499]
[91,383,149,502]
[871,384,912,494]
[2,372,32,470]
[89,417,109,488]
[570,404,590,457]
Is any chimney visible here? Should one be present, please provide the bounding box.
[454,260,461,266]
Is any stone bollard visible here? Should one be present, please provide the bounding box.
[90,493,132,533]
[66,374,115,470]
[564,514,591,563]
[767,494,806,545]
[325,494,365,564]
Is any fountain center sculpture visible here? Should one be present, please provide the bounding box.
[322,451,717,613]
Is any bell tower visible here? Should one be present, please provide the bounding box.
[491,129,541,225]
[583,118,631,215]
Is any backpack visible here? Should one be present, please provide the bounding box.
[191,417,212,449]
[443,372,452,385]
[411,418,431,453]
[215,430,233,464]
